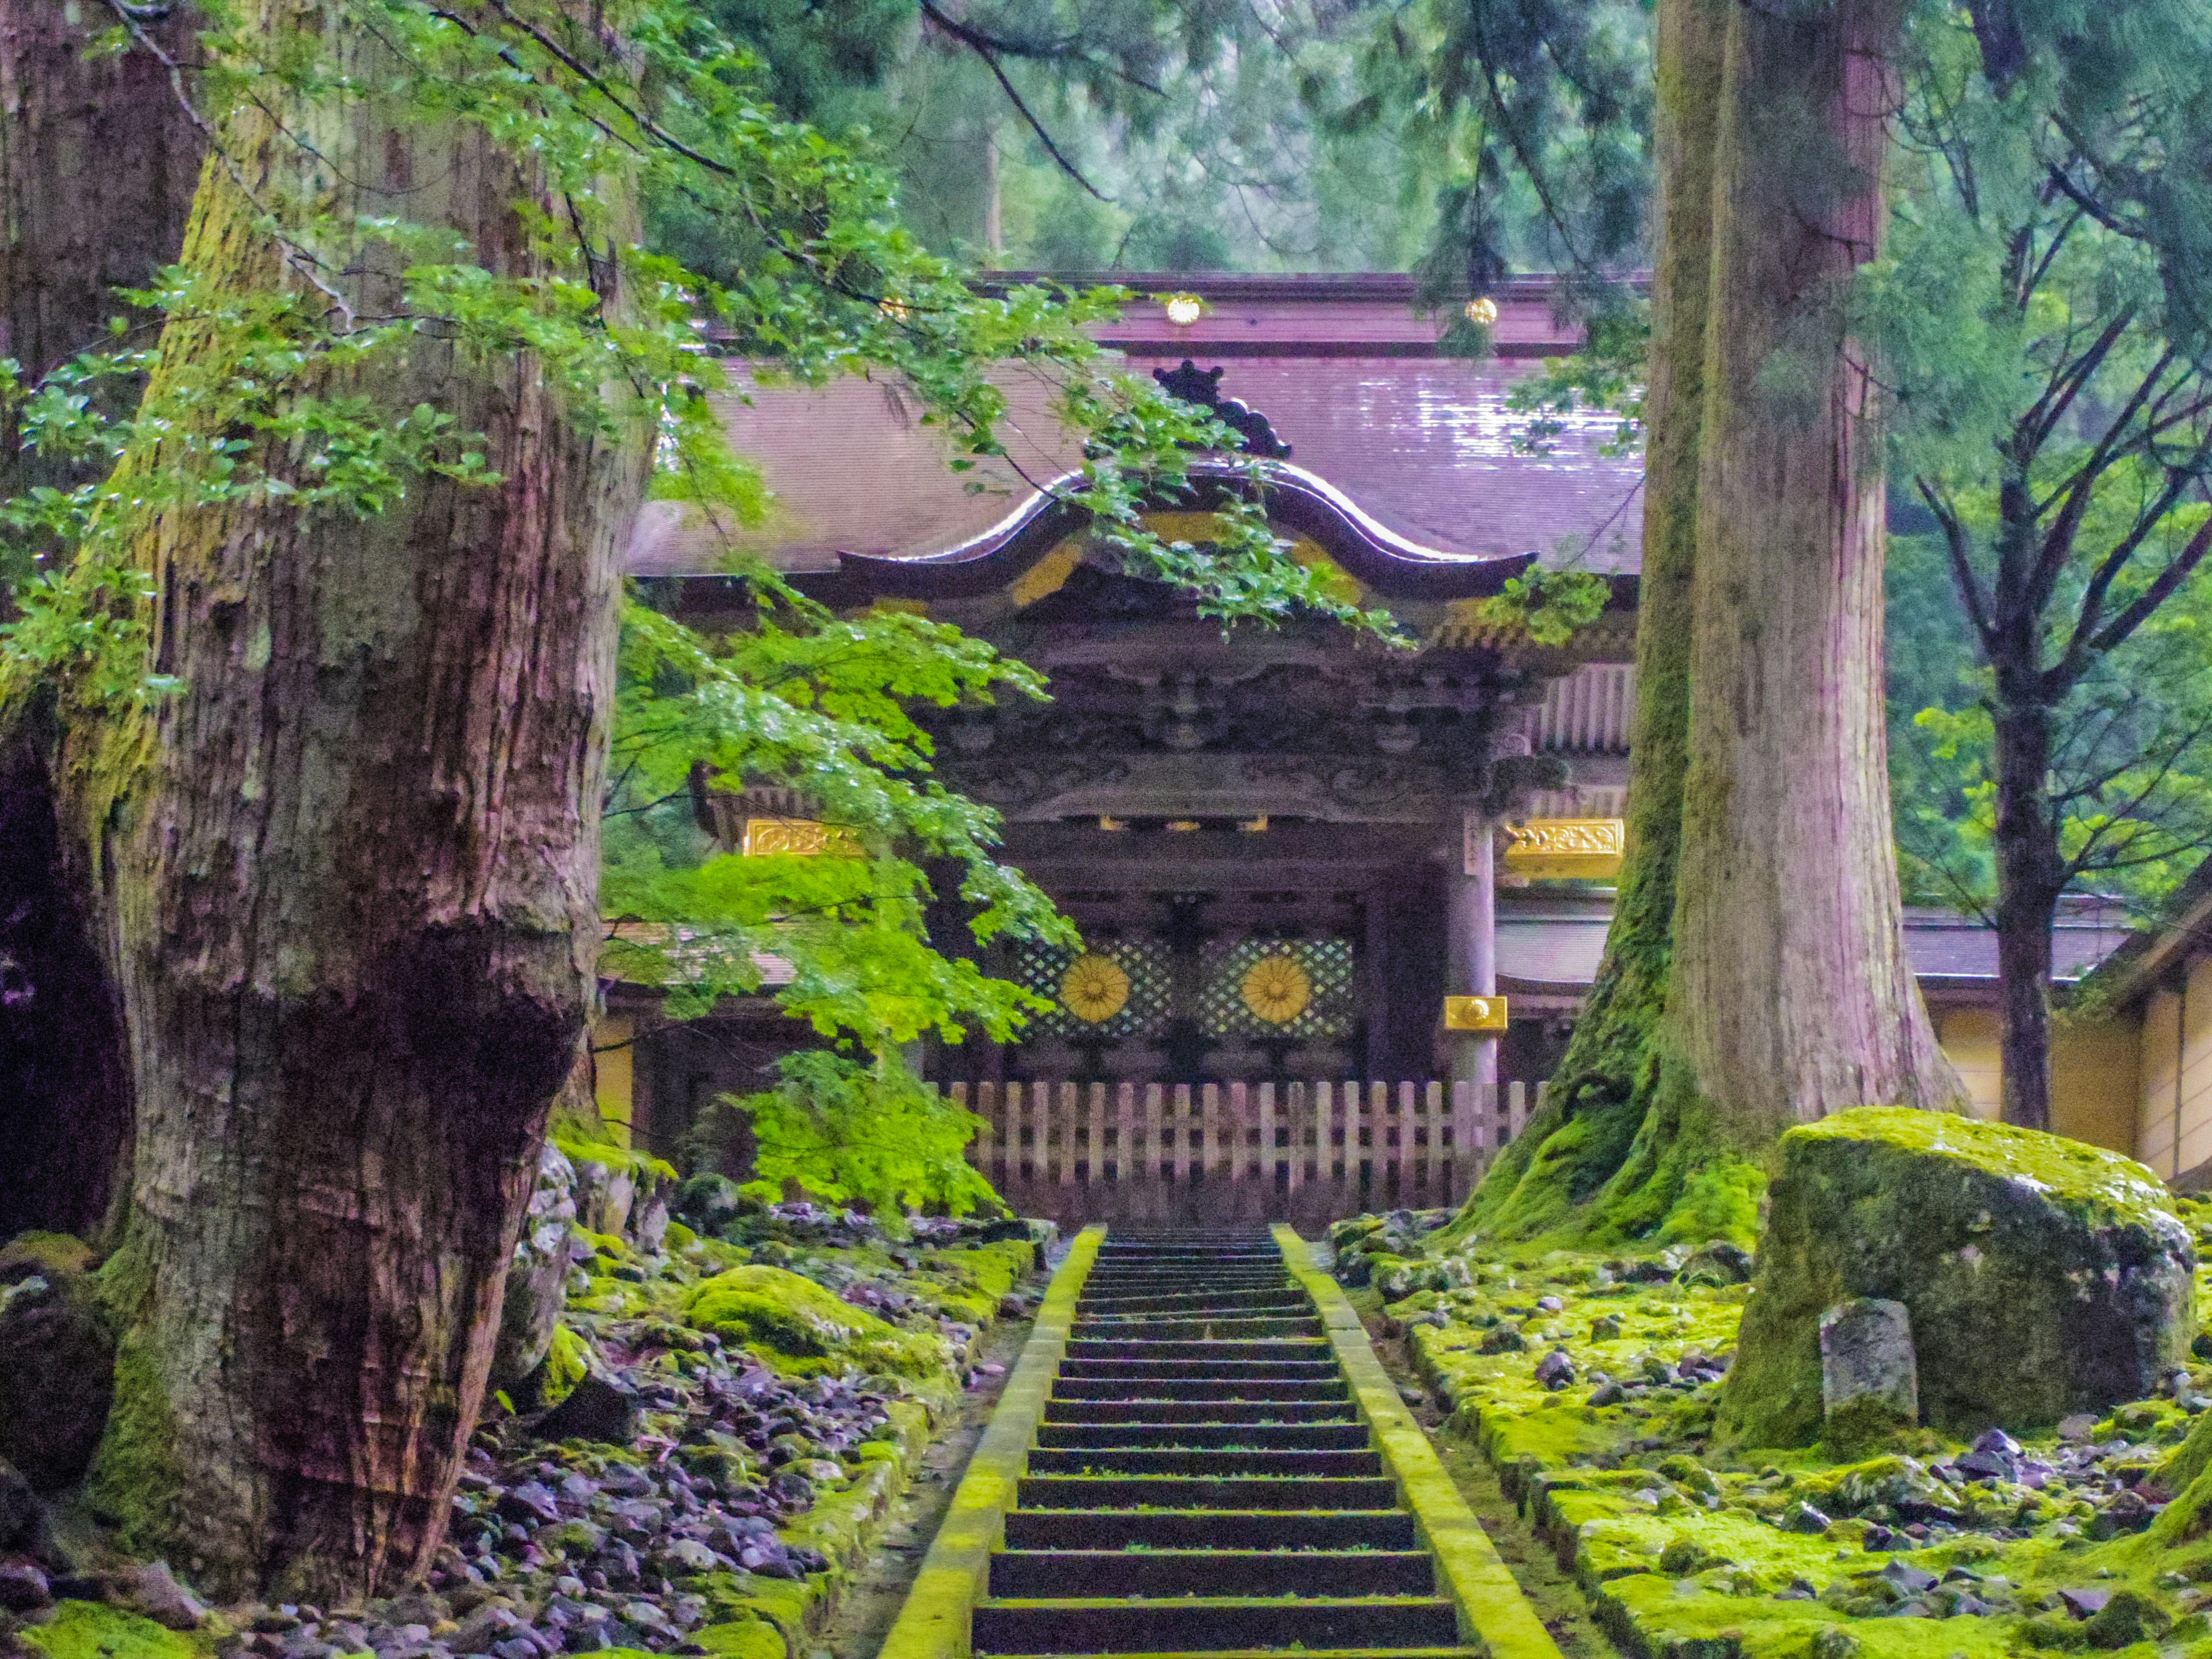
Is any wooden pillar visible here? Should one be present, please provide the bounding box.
[1448,810,1500,1100]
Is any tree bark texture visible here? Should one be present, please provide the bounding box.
[0,1,204,1241]
[76,6,651,1601]
[1448,0,1729,1236]
[1991,691,2060,1128]
[1669,0,1961,1127]
[0,0,203,419]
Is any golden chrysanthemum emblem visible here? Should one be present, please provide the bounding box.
[1240,953,1312,1025]
[1059,953,1131,1024]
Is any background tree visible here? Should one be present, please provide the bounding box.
[1870,0,2212,1130]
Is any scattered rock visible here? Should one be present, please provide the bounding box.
[536,1374,641,1445]
[2059,1412,2100,1442]
[1720,1108,2194,1443]
[1590,1314,1624,1342]
[0,1241,116,1489]
[1781,1501,1832,1535]
[1817,1297,1918,1436]
[0,1559,50,1611]
[2059,1586,2114,1619]
[2083,1590,2169,1647]
[491,1145,583,1395]
[1534,1349,1575,1391]
[1681,1242,1755,1285]
[119,1560,209,1630]
[0,1460,40,1551]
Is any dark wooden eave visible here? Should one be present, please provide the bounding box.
[796,459,1539,608]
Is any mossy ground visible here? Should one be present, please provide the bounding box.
[1347,1194,2212,1659]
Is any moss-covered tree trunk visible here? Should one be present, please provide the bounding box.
[1670,0,1959,1127]
[0,1,204,1242]
[1449,0,1726,1240]
[74,3,651,1601]
[1453,0,1958,1247]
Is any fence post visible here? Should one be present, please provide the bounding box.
[1085,1082,1105,1185]
[1144,1084,1164,1185]
[1286,1082,1306,1193]
[1257,1082,1275,1189]
[1115,1081,1135,1184]
[1171,1083,1191,1185]
[1227,1082,1247,1181]
[1507,1079,1529,1143]
[1200,1082,1220,1183]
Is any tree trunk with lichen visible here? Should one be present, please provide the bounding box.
[71,2,650,1602]
[1669,0,1959,1128]
[0,1,204,1243]
[1453,0,1958,1247]
[1449,0,1726,1242]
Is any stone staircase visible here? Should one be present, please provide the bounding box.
[969,1227,1479,1659]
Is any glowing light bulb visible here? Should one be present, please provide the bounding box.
[1464,296,1499,326]
[1163,293,1204,326]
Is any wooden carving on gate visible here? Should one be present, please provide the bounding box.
[1152,361,1293,459]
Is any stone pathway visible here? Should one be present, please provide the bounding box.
[965,1226,1478,1659]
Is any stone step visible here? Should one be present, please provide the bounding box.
[1065,1338,1332,1362]
[988,1550,1438,1599]
[1043,1399,1358,1425]
[1034,1422,1373,1450]
[971,1594,1462,1653]
[1051,1377,1350,1401]
[1071,1317,1325,1341]
[1059,1358,1340,1380]
[1002,1509,1419,1552]
[1026,1446,1385,1478]
[1077,1289,1314,1316]
[1016,1474,1400,1510]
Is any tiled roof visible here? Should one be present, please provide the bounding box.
[629,276,1646,582]
[1495,898,2137,993]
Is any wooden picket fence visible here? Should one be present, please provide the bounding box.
[945,1078,1544,1228]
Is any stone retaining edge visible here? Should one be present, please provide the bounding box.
[1274,1225,1567,1659]
[877,1224,1105,1659]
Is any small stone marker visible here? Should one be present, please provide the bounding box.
[1819,1297,1918,1426]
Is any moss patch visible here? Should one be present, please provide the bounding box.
[683,1266,946,1380]
[17,1601,204,1659]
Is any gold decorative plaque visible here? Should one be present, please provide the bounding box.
[740,817,861,857]
[1443,995,1510,1032]
[1501,817,1626,880]
[1060,955,1131,1024]
[1240,955,1312,1025]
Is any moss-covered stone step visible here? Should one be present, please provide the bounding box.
[1051,1377,1349,1401]
[988,1549,1438,1599]
[1001,1509,1419,1551]
[1035,1421,1373,1449]
[1016,1473,1400,1509]
[1025,1446,1386,1476]
[970,1596,1463,1653]
[1043,1398,1357,1425]
[1066,1337,1331,1361]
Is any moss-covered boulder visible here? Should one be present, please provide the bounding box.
[0,1233,115,1489]
[1719,1107,2192,1445]
[684,1266,942,1378]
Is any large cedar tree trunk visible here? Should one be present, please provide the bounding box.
[1455,0,1728,1234]
[1668,0,1960,1128]
[0,1,204,1241]
[77,4,651,1601]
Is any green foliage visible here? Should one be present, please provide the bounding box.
[724,1052,999,1218]
[1871,2,2212,924]
[1460,568,1612,647]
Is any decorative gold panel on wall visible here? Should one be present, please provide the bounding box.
[1501,817,1626,880]
[740,817,861,857]
[1443,995,1510,1032]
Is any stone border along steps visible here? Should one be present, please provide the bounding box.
[877,1223,1565,1659]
